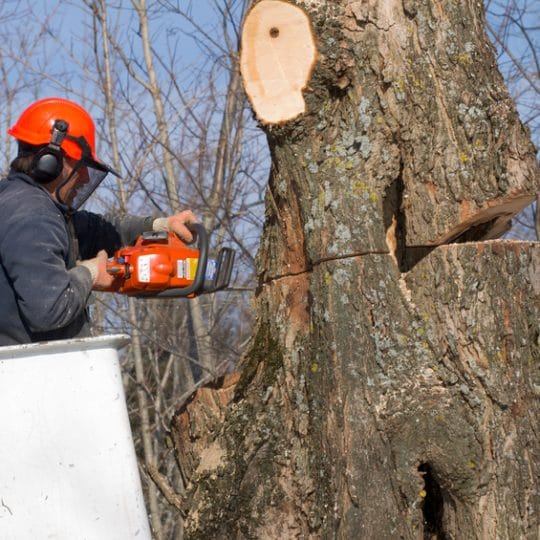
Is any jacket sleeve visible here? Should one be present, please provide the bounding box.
[0,212,94,333]
[72,211,154,259]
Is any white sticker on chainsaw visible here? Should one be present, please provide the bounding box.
[177,259,197,280]
[138,255,151,283]
[177,260,185,279]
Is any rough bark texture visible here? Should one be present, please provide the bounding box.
[172,1,540,538]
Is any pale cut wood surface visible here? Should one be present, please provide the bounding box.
[240,0,317,124]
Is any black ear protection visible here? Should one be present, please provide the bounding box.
[31,119,69,183]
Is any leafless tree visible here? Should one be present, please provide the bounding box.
[486,0,539,143]
[0,0,264,537]
[80,1,263,537]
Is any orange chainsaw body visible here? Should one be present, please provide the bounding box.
[106,231,200,294]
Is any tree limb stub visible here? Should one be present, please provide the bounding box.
[240,0,317,125]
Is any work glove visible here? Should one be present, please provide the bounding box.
[153,210,199,243]
[78,250,114,291]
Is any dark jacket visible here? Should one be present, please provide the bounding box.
[0,172,153,346]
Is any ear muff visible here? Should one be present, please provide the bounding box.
[31,146,64,182]
[31,119,69,183]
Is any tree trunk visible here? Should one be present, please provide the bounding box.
[172,1,540,538]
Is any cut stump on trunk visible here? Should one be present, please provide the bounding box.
[240,0,317,124]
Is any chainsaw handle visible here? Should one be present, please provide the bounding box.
[146,223,208,299]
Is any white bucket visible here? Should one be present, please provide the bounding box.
[0,335,152,540]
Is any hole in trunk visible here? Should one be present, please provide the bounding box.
[418,463,446,540]
[383,171,407,271]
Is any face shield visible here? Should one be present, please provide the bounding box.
[55,161,109,210]
[55,134,119,211]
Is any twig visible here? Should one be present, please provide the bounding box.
[147,463,186,517]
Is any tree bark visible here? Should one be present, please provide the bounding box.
[172,1,540,538]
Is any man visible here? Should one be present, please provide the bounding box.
[0,97,197,346]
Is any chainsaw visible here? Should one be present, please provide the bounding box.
[105,224,235,298]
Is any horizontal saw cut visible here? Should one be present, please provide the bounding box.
[240,0,317,124]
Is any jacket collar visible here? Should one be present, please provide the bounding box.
[7,170,72,216]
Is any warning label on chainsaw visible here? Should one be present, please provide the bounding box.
[138,255,151,282]
[177,258,198,280]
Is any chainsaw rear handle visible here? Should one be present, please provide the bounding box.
[136,223,208,299]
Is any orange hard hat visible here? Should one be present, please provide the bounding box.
[8,97,113,171]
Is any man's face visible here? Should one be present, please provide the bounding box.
[54,157,90,206]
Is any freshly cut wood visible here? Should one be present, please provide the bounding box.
[240,0,317,124]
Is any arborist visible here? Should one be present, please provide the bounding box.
[0,97,197,346]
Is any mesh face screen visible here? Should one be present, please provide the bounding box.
[57,161,108,210]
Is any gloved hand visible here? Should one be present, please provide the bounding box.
[78,250,114,290]
[153,210,199,243]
